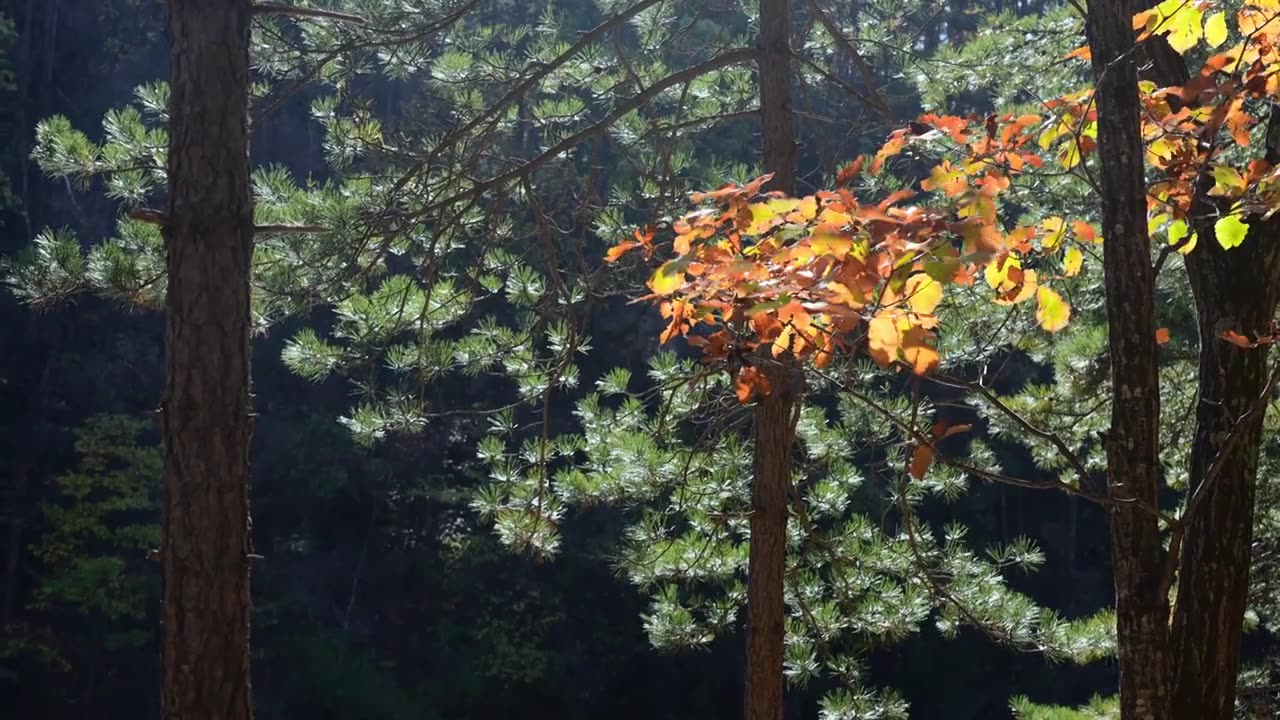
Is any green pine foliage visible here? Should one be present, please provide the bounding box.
[1,415,160,669]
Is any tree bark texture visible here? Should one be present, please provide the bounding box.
[745,363,797,720]
[745,2,797,719]
[1137,20,1280,720]
[1086,1,1171,718]
[1171,216,1280,719]
[160,1,255,719]
[758,0,795,198]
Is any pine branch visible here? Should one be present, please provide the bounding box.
[252,3,366,24]
[128,210,328,235]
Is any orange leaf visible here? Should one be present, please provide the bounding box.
[933,422,973,440]
[902,325,940,375]
[1065,45,1092,61]
[867,316,901,368]
[735,366,773,403]
[605,241,639,263]
[909,444,934,480]
[1071,220,1097,243]
[1155,327,1171,344]
[1222,330,1258,348]
[836,156,866,186]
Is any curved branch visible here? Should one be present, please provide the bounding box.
[402,48,759,219]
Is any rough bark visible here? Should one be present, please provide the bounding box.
[744,2,796,719]
[1086,2,1171,718]
[160,1,256,719]
[1171,216,1280,719]
[1136,24,1280,720]
[758,0,796,197]
[745,363,797,720]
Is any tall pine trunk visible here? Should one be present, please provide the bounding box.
[1085,1,1171,718]
[744,1,797,718]
[160,1,255,718]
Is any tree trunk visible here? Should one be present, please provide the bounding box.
[744,2,796,719]
[745,364,796,720]
[160,1,255,719]
[1170,194,1280,720]
[1134,19,1280,720]
[1085,1,1171,718]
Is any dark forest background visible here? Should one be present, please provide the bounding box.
[0,1,1248,718]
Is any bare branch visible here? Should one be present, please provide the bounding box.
[801,0,892,117]
[255,224,329,234]
[383,0,669,200]
[401,48,759,220]
[796,56,886,121]
[128,208,170,226]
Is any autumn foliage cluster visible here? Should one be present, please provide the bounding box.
[608,0,1280,399]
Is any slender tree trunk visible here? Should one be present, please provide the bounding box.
[1170,218,1280,719]
[1086,1,1171,718]
[759,0,796,195]
[160,1,255,719]
[744,1,797,719]
[745,365,796,720]
[1134,20,1280,720]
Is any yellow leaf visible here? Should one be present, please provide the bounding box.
[994,268,1037,306]
[1064,246,1084,277]
[1215,213,1250,249]
[1058,141,1082,170]
[1205,11,1228,48]
[1041,217,1067,248]
[904,273,943,314]
[867,316,901,368]
[1154,0,1204,54]
[1210,165,1247,196]
[797,196,818,221]
[1178,231,1198,255]
[649,260,685,295]
[1036,286,1071,332]
[985,253,1021,289]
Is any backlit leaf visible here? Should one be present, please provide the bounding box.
[735,366,772,403]
[649,260,686,295]
[1205,11,1228,48]
[1035,287,1071,332]
[1215,213,1249,249]
[1064,246,1084,277]
[904,273,943,314]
